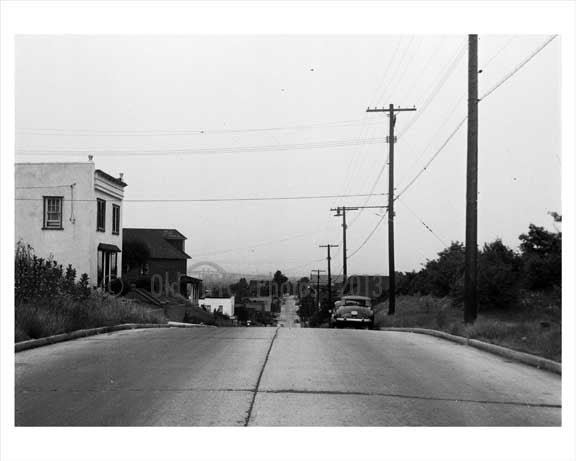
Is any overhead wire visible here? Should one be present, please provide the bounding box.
[16,136,389,157]
[345,34,557,261]
[479,34,557,101]
[324,36,406,262]
[15,192,387,203]
[398,198,448,247]
[189,226,332,259]
[17,117,382,136]
[347,210,388,260]
[396,34,558,202]
[347,38,465,228]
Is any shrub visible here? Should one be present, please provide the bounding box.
[14,241,167,341]
[477,239,522,310]
[15,241,92,305]
[422,242,465,297]
[519,224,562,290]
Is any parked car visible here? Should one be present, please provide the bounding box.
[330,300,374,329]
[340,295,372,308]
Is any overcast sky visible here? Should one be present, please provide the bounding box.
[15,34,561,277]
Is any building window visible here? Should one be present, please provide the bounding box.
[43,196,63,229]
[97,199,106,232]
[112,204,120,235]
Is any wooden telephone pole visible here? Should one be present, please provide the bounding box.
[319,244,339,312]
[464,34,479,324]
[332,205,387,290]
[331,206,358,286]
[366,104,416,315]
[310,269,325,313]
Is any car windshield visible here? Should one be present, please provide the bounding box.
[342,297,371,307]
[336,306,373,315]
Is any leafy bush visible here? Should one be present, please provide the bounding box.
[519,224,561,290]
[476,240,522,310]
[14,241,166,341]
[15,241,91,305]
[420,242,465,297]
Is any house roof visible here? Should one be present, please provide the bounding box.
[158,229,187,240]
[95,169,127,187]
[123,228,191,260]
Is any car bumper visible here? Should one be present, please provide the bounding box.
[333,318,374,327]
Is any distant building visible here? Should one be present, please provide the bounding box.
[15,160,127,288]
[314,274,345,286]
[200,296,235,317]
[249,280,271,297]
[123,228,202,301]
[245,297,271,312]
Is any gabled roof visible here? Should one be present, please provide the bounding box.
[123,228,190,260]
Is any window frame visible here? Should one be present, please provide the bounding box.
[97,198,106,232]
[42,196,64,230]
[112,204,120,235]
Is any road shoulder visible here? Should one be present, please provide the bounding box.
[378,327,561,374]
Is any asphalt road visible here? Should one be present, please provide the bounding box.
[277,295,301,328]
[16,324,561,426]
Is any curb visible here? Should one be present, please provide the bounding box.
[379,327,561,375]
[15,322,213,353]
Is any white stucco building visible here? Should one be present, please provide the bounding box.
[199,297,235,318]
[15,160,127,288]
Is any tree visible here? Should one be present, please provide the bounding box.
[230,278,250,301]
[477,239,522,310]
[272,270,288,296]
[519,224,561,290]
[297,293,316,320]
[422,242,465,297]
[122,239,150,273]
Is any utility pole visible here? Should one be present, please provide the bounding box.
[366,104,416,315]
[310,269,325,314]
[331,207,357,287]
[319,244,339,313]
[331,204,387,292]
[464,34,479,324]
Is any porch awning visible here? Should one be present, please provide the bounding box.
[180,275,202,284]
[98,243,121,252]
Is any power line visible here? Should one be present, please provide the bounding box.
[15,192,386,203]
[395,34,558,202]
[17,118,381,136]
[333,35,558,270]
[397,41,467,138]
[481,35,516,69]
[15,184,71,189]
[480,34,557,101]
[16,136,387,157]
[189,227,331,259]
[347,210,388,260]
[351,39,465,225]
[395,115,468,201]
[398,198,448,247]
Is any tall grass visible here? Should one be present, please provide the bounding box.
[15,241,167,342]
[374,294,561,362]
[15,295,167,342]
